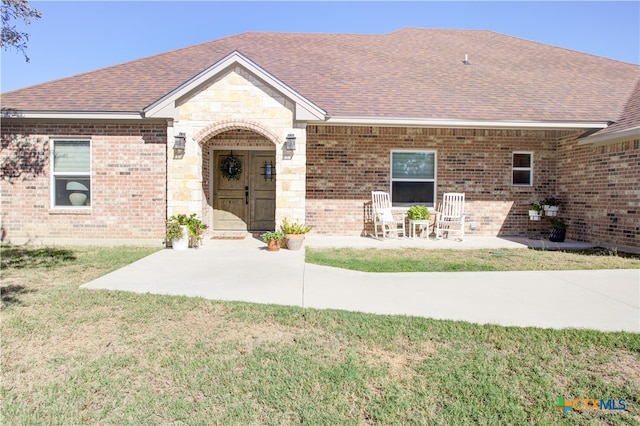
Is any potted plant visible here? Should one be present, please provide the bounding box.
[549,217,567,242]
[407,205,431,238]
[543,197,561,217]
[166,216,189,250]
[184,213,208,248]
[528,202,543,221]
[280,217,313,250]
[166,213,209,250]
[261,231,284,251]
[406,205,430,221]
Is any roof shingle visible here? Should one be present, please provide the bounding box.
[2,28,639,123]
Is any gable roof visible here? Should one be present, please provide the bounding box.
[2,28,639,127]
[579,79,640,144]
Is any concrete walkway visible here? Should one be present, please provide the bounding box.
[81,235,640,333]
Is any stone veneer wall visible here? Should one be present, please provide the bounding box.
[0,121,167,245]
[170,66,306,227]
[557,136,640,252]
[306,125,581,237]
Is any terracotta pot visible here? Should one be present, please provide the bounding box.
[266,239,280,251]
[285,234,305,250]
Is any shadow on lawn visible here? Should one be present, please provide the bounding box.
[0,245,77,306]
[0,245,76,269]
[1,285,34,306]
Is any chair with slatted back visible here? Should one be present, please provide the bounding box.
[371,191,406,239]
[435,193,466,240]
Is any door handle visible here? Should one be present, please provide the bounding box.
[245,186,249,205]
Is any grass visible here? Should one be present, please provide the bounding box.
[305,247,640,272]
[1,244,639,425]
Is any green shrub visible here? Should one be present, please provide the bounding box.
[407,205,430,220]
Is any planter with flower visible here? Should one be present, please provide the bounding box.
[261,231,284,251]
[528,202,543,221]
[542,197,561,217]
[166,213,209,250]
[280,218,313,250]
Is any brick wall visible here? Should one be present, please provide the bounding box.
[306,125,579,236]
[557,137,639,251]
[1,121,167,245]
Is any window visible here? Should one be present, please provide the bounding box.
[52,139,91,207]
[512,152,533,186]
[511,152,533,186]
[390,150,436,207]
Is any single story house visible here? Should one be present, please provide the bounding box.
[1,29,639,252]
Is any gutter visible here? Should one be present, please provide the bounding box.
[578,126,640,146]
[1,110,145,120]
[320,116,610,130]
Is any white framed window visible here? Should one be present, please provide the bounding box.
[512,152,533,186]
[51,139,91,207]
[390,150,436,207]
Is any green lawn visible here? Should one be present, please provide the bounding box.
[1,245,639,425]
[305,247,640,272]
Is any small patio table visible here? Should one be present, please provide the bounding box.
[409,219,431,239]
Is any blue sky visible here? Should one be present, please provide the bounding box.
[1,1,639,92]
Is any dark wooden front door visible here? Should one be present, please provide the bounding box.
[213,150,276,231]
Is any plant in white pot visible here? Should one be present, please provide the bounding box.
[280,218,312,250]
[166,217,188,250]
[528,202,543,221]
[166,213,208,250]
[542,197,560,217]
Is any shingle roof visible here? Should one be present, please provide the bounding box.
[2,28,639,123]
[597,79,640,135]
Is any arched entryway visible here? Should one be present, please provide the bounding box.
[201,128,277,232]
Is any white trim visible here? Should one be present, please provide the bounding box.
[2,111,144,120]
[50,138,92,209]
[144,51,326,121]
[321,116,609,130]
[578,126,640,146]
[390,149,437,207]
[512,151,533,187]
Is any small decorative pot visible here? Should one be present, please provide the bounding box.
[544,205,559,217]
[285,234,305,250]
[172,225,189,250]
[266,239,280,251]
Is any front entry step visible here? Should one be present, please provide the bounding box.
[209,230,250,240]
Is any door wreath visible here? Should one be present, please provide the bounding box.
[220,155,242,180]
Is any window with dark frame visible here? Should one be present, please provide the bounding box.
[512,152,533,186]
[390,151,436,207]
[52,139,91,207]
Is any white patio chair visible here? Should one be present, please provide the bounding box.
[371,191,406,239]
[435,192,466,240]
